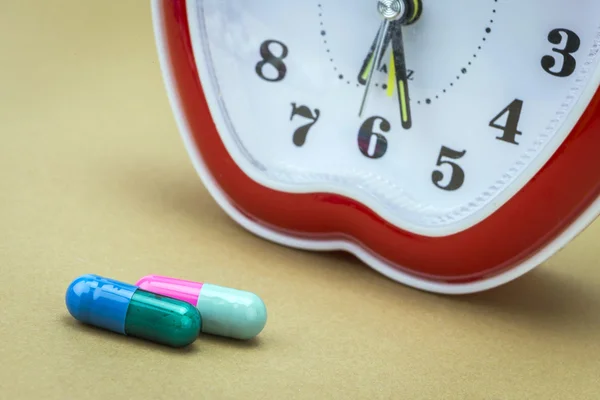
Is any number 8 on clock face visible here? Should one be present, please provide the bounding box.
[152,0,600,294]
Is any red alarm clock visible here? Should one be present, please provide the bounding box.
[151,0,600,294]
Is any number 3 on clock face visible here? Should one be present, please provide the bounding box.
[153,0,600,294]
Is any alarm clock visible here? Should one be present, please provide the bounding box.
[151,0,600,294]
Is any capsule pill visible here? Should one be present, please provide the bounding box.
[136,275,267,340]
[66,274,202,348]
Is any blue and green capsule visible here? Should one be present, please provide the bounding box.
[65,274,201,348]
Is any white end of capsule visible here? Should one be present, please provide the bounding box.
[197,284,267,340]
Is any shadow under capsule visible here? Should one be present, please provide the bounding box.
[60,315,201,355]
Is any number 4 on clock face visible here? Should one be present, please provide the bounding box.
[155,0,600,294]
[490,99,524,145]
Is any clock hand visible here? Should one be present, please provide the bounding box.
[358,24,392,86]
[358,19,390,117]
[389,0,422,128]
[359,0,422,124]
[359,0,417,118]
[389,21,412,129]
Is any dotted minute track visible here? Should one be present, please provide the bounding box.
[317,1,499,105]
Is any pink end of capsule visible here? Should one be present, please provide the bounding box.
[135,275,203,306]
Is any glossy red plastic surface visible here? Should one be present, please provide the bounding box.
[161,0,600,283]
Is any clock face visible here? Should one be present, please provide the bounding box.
[185,0,600,236]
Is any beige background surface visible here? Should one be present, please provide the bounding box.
[1,2,600,399]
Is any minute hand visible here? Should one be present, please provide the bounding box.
[390,21,412,129]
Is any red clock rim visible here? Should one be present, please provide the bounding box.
[160,0,600,283]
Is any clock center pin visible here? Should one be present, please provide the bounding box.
[377,0,405,21]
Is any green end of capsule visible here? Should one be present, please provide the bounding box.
[125,290,201,348]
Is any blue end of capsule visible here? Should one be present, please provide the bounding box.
[65,274,138,334]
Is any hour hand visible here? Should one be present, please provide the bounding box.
[358,25,392,85]
[390,21,412,129]
[358,20,390,117]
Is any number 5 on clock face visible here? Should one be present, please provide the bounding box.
[153,0,600,294]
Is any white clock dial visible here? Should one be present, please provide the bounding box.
[186,0,600,236]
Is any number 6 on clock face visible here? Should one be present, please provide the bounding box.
[153,0,600,294]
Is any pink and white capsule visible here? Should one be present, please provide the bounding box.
[136,275,266,340]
